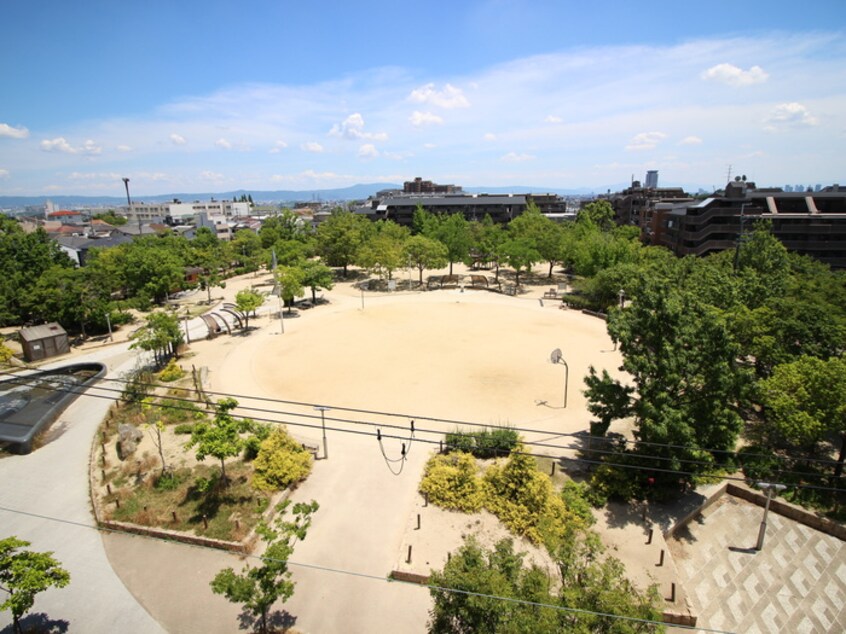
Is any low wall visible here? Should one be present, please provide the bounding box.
[99,519,247,553]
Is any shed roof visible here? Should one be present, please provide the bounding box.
[19,323,67,342]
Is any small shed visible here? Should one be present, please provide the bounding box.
[19,323,70,362]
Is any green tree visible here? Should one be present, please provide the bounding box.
[211,500,318,634]
[316,210,372,276]
[299,259,334,303]
[426,213,471,275]
[576,200,616,231]
[404,235,449,284]
[231,229,263,272]
[235,289,265,330]
[130,310,184,365]
[356,222,408,281]
[509,203,563,277]
[585,280,748,498]
[252,428,314,492]
[121,237,187,304]
[274,266,305,312]
[468,216,506,280]
[756,356,846,483]
[498,237,541,286]
[187,397,253,486]
[92,210,128,226]
[0,536,71,634]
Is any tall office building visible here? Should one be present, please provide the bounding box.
[645,170,659,189]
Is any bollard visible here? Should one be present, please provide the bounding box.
[657,549,664,567]
[669,582,676,603]
[235,519,241,530]
[106,484,112,495]
[417,514,421,530]
[101,469,106,481]
[406,545,412,564]
[550,462,556,476]
[424,492,429,507]
[439,440,443,453]
[172,511,177,523]
[203,515,208,529]
[115,499,120,509]
[101,442,105,453]
[447,552,451,562]
[647,528,653,545]
[144,505,148,512]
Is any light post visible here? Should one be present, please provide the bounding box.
[314,406,331,459]
[278,293,285,334]
[618,288,625,309]
[549,348,569,408]
[105,311,113,342]
[755,481,786,551]
[183,308,191,344]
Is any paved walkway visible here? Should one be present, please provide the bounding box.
[0,348,165,634]
[668,495,846,633]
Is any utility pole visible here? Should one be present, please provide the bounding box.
[755,482,786,550]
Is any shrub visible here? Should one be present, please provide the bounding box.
[243,423,272,461]
[174,423,195,435]
[158,359,185,382]
[420,452,484,512]
[444,427,519,459]
[158,398,204,424]
[252,428,313,492]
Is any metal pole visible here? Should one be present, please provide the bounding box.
[105,312,113,341]
[184,311,190,344]
[561,358,569,408]
[278,294,284,334]
[755,482,785,550]
[314,406,330,459]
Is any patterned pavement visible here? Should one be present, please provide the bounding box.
[668,495,846,633]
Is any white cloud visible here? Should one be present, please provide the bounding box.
[625,131,667,151]
[679,136,703,145]
[169,133,187,145]
[0,124,29,139]
[764,102,819,129]
[40,137,101,155]
[215,138,232,150]
[408,83,470,109]
[0,169,9,178]
[701,63,769,87]
[501,152,535,162]
[269,140,288,154]
[544,115,563,124]
[329,113,388,141]
[301,141,324,153]
[200,170,224,182]
[483,133,497,142]
[409,111,443,127]
[116,144,133,152]
[82,139,101,155]
[69,171,121,180]
[40,138,77,154]
[358,144,379,159]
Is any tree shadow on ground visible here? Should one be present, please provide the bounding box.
[237,608,298,633]
[1,612,70,633]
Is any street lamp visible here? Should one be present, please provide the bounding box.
[105,311,113,342]
[183,308,191,344]
[314,406,331,459]
[755,481,786,550]
[549,348,569,408]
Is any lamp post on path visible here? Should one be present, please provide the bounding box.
[314,406,331,459]
[755,481,786,550]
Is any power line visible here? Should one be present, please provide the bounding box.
[5,368,843,471]
[2,372,844,494]
[0,504,735,634]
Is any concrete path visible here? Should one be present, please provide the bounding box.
[0,348,166,633]
[668,495,846,633]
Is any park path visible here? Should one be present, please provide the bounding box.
[0,345,166,634]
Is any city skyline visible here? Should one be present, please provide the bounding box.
[1,1,844,196]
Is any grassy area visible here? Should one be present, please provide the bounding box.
[107,461,271,541]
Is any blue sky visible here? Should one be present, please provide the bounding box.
[1,1,844,196]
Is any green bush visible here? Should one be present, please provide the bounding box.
[420,452,484,512]
[243,423,272,461]
[444,427,519,459]
[174,423,195,435]
[158,398,204,424]
[158,359,185,382]
[252,428,313,492]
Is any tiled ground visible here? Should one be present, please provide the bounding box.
[669,496,846,633]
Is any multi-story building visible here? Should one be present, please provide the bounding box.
[123,200,250,226]
[649,179,846,268]
[402,177,462,194]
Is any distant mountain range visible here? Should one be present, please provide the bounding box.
[0,182,658,210]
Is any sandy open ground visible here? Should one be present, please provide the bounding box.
[92,266,690,633]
